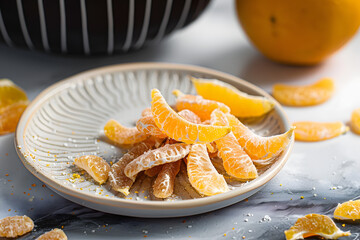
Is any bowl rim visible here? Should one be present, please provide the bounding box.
[15,62,294,210]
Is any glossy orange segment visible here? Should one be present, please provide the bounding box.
[227,113,294,160]
[273,78,335,106]
[211,109,258,180]
[187,144,229,196]
[293,121,348,142]
[0,79,29,135]
[74,155,110,184]
[334,200,360,220]
[351,108,360,135]
[124,143,190,180]
[109,138,159,195]
[104,119,147,145]
[192,77,274,117]
[136,115,168,139]
[173,89,230,121]
[151,89,231,144]
[36,228,67,240]
[284,214,350,240]
[0,215,34,238]
[153,160,181,198]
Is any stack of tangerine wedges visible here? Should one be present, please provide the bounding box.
[75,77,294,199]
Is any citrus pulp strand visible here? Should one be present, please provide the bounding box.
[0,102,28,135]
[74,155,110,184]
[124,143,190,179]
[187,144,229,196]
[227,113,294,160]
[151,89,231,144]
[273,78,335,106]
[36,228,67,240]
[293,121,348,142]
[104,119,147,145]
[192,77,274,117]
[284,214,350,240]
[0,215,34,238]
[211,109,258,180]
[109,138,158,195]
[173,89,230,121]
[153,160,181,198]
[351,108,360,135]
[334,200,360,220]
[136,115,168,138]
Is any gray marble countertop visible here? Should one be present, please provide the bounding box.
[1,1,360,239]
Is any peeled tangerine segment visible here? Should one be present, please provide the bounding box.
[153,160,181,198]
[227,113,294,160]
[0,102,28,135]
[211,109,257,180]
[74,155,110,184]
[104,119,147,145]
[351,108,360,135]
[124,143,190,179]
[178,109,202,124]
[0,215,34,238]
[187,144,228,196]
[293,121,348,142]
[334,200,360,220]
[136,115,168,138]
[109,138,159,195]
[36,228,67,240]
[273,78,335,106]
[284,214,350,240]
[191,77,274,117]
[0,79,28,109]
[151,89,231,144]
[173,89,230,121]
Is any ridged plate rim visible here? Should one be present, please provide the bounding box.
[15,62,294,210]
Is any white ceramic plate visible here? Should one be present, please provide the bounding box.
[15,63,293,218]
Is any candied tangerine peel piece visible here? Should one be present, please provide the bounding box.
[36,228,67,240]
[334,200,360,221]
[0,215,34,238]
[211,109,258,180]
[124,143,190,180]
[74,155,110,184]
[227,113,294,160]
[191,77,274,117]
[151,89,231,144]
[273,78,335,106]
[104,119,147,145]
[153,160,181,198]
[187,144,228,196]
[293,121,348,142]
[284,214,350,240]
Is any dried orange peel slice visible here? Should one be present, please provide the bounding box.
[273,78,335,106]
[284,214,350,240]
[104,119,147,145]
[351,108,360,135]
[151,89,231,144]
[0,79,29,135]
[211,109,258,180]
[227,113,294,160]
[74,155,110,184]
[293,121,348,142]
[192,77,274,117]
[187,144,229,196]
[334,200,360,220]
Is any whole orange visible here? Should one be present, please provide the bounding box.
[235,0,360,65]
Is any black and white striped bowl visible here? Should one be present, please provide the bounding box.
[0,0,210,55]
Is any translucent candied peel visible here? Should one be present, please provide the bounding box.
[109,138,159,195]
[74,155,110,184]
[124,143,190,179]
[36,228,67,240]
[0,215,34,238]
[153,160,181,198]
